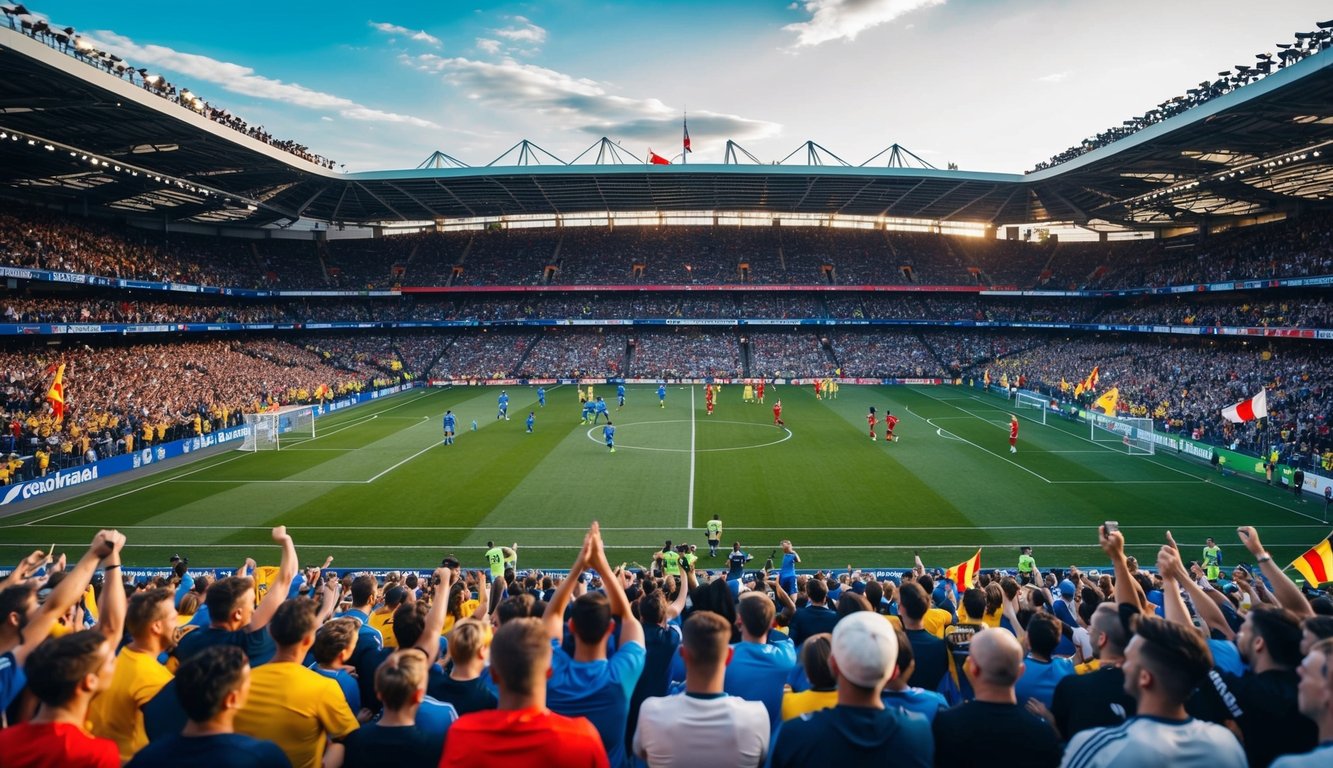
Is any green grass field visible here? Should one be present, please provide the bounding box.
[0,384,1328,572]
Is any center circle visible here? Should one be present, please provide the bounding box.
[584,419,793,453]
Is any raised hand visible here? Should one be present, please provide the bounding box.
[1236,526,1264,557]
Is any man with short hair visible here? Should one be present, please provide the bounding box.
[787,577,837,647]
[1051,602,1136,740]
[0,630,120,767]
[368,585,409,649]
[124,646,290,768]
[881,626,948,723]
[430,618,498,715]
[1015,613,1074,709]
[308,617,361,713]
[933,628,1062,767]
[342,650,441,767]
[89,587,178,761]
[767,612,932,767]
[1272,637,1333,767]
[234,598,361,768]
[635,611,770,767]
[543,522,645,768]
[725,592,798,730]
[174,526,298,666]
[898,581,948,691]
[706,514,723,557]
[441,618,608,767]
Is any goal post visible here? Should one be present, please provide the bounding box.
[1014,391,1048,426]
[1090,413,1155,456]
[240,405,316,451]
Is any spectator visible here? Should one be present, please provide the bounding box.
[307,617,361,714]
[440,618,608,768]
[899,581,949,692]
[342,650,441,768]
[724,591,798,731]
[780,633,838,721]
[174,526,298,666]
[786,577,837,647]
[767,612,933,768]
[543,522,645,768]
[1050,602,1136,741]
[933,628,1062,767]
[1014,613,1074,709]
[1272,637,1333,767]
[634,611,769,767]
[374,573,459,740]
[626,586,684,744]
[124,646,290,768]
[88,587,177,761]
[0,630,120,767]
[881,626,949,723]
[233,598,360,768]
[367,585,408,649]
[430,618,498,716]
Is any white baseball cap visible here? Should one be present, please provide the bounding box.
[831,612,898,688]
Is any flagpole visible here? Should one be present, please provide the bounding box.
[682,108,687,166]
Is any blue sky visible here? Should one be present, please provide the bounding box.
[27,0,1333,172]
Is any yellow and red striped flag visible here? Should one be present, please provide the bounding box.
[46,363,66,421]
[946,549,982,589]
[1290,531,1333,587]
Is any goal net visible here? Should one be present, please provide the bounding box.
[1090,413,1155,455]
[1014,391,1048,426]
[240,405,316,451]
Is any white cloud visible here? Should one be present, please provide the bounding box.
[369,21,442,47]
[1036,71,1071,83]
[406,54,780,142]
[475,38,502,55]
[785,0,944,47]
[86,30,438,129]
[495,16,547,45]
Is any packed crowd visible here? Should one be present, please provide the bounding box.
[979,335,1333,464]
[517,330,628,380]
[2,520,1331,767]
[5,7,338,168]
[747,333,835,379]
[6,207,1333,292]
[828,332,946,379]
[0,338,405,478]
[629,331,743,380]
[1030,24,1333,172]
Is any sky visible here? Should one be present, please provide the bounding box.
[25,0,1333,173]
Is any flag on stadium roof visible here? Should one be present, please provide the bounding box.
[648,150,671,165]
[1094,387,1119,416]
[46,363,65,422]
[1290,530,1333,587]
[946,549,982,589]
[683,116,692,155]
[1221,388,1268,423]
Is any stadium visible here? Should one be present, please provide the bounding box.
[1,3,1333,766]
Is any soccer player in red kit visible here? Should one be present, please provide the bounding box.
[885,410,899,442]
[705,384,715,416]
[867,406,878,441]
[773,399,785,427]
[813,379,821,400]
[756,381,765,403]
[1009,414,1019,453]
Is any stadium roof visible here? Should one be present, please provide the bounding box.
[2,25,1333,229]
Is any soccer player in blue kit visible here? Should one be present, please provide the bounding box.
[526,412,535,433]
[442,410,456,445]
[537,386,545,407]
[593,397,609,424]
[497,390,509,420]
[581,399,597,424]
[658,383,667,408]
[617,383,626,408]
[603,420,615,453]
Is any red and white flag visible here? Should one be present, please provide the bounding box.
[648,150,671,165]
[683,116,692,154]
[1221,389,1268,423]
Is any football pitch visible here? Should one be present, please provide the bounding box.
[0,384,1327,572]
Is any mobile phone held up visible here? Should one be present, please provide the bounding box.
[1103,521,1119,535]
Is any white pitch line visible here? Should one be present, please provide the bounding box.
[926,419,1053,484]
[363,440,438,484]
[687,386,696,529]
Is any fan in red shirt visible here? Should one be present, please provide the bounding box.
[867,407,878,441]
[885,410,900,443]
[1009,414,1019,453]
[441,618,608,768]
[773,399,785,427]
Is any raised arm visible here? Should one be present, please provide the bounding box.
[1155,545,1192,628]
[93,533,127,641]
[587,522,643,647]
[235,557,256,578]
[415,568,453,663]
[0,550,45,590]
[1237,526,1314,618]
[316,576,343,623]
[469,570,490,619]
[248,525,299,632]
[543,529,592,641]
[1166,532,1235,640]
[16,530,118,664]
[1100,525,1141,609]
[769,572,797,621]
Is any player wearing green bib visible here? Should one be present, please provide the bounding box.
[654,541,681,577]
[705,515,723,557]
[1202,537,1222,581]
[1018,546,1036,585]
[484,541,517,579]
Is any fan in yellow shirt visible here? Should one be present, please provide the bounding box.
[89,588,177,762]
[781,634,839,721]
[234,599,360,768]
